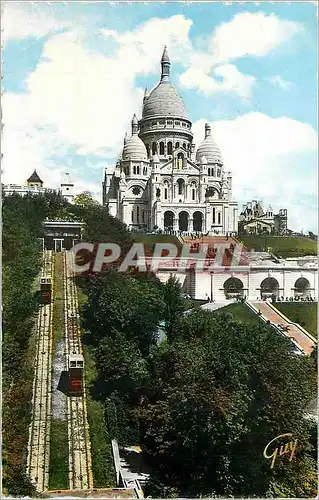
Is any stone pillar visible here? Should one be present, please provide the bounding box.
[189,218,194,232]
[224,205,229,234]
[173,217,178,232]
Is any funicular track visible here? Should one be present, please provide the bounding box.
[63,251,93,490]
[26,250,53,492]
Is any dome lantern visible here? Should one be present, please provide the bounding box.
[131,114,138,135]
[205,123,211,138]
[161,45,170,83]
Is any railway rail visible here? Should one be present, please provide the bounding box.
[63,251,93,490]
[26,250,53,492]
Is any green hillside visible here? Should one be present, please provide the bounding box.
[238,235,317,258]
[274,303,317,338]
[215,302,262,326]
[132,233,182,253]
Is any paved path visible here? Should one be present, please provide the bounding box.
[251,301,316,355]
[201,301,231,312]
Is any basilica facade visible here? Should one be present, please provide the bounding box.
[103,48,238,234]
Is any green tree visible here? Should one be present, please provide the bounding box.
[74,191,100,209]
[162,276,185,341]
[82,271,165,356]
[139,310,317,497]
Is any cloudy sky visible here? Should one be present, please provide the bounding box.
[2,1,317,232]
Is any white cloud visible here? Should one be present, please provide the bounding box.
[180,64,256,100]
[2,7,314,231]
[193,113,317,232]
[2,14,195,189]
[268,75,293,89]
[210,11,303,63]
[180,12,302,98]
[2,2,71,44]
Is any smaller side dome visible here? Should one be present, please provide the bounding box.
[196,123,223,164]
[122,114,148,161]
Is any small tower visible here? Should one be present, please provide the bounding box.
[61,172,74,203]
[160,46,170,83]
[27,170,43,188]
[143,87,149,103]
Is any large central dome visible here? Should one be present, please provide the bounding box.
[142,47,188,120]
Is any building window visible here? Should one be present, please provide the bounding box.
[146,144,150,156]
[133,165,136,174]
[175,121,180,126]
[167,120,173,126]
[175,142,180,149]
[217,169,221,177]
[152,121,157,127]
[213,207,216,224]
[192,188,195,200]
[132,210,134,223]
[164,188,168,200]
[137,206,139,223]
[183,142,186,149]
[167,142,172,155]
[177,179,184,195]
[137,166,140,175]
[218,212,221,224]
[152,142,157,155]
[182,122,186,127]
[159,142,164,155]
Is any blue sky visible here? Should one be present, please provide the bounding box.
[2,1,318,232]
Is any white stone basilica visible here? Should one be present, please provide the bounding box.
[103,48,238,234]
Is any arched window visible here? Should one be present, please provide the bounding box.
[167,142,172,155]
[192,188,195,200]
[176,142,180,149]
[213,207,216,224]
[159,142,164,155]
[133,165,136,175]
[152,142,157,155]
[137,166,140,175]
[164,188,168,200]
[183,142,186,149]
[177,179,184,195]
[218,212,221,224]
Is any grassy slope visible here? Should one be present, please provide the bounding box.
[216,302,262,326]
[274,303,317,338]
[49,253,69,490]
[238,235,317,258]
[132,234,182,253]
[77,288,116,488]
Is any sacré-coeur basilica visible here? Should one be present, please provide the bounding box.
[103,47,238,234]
